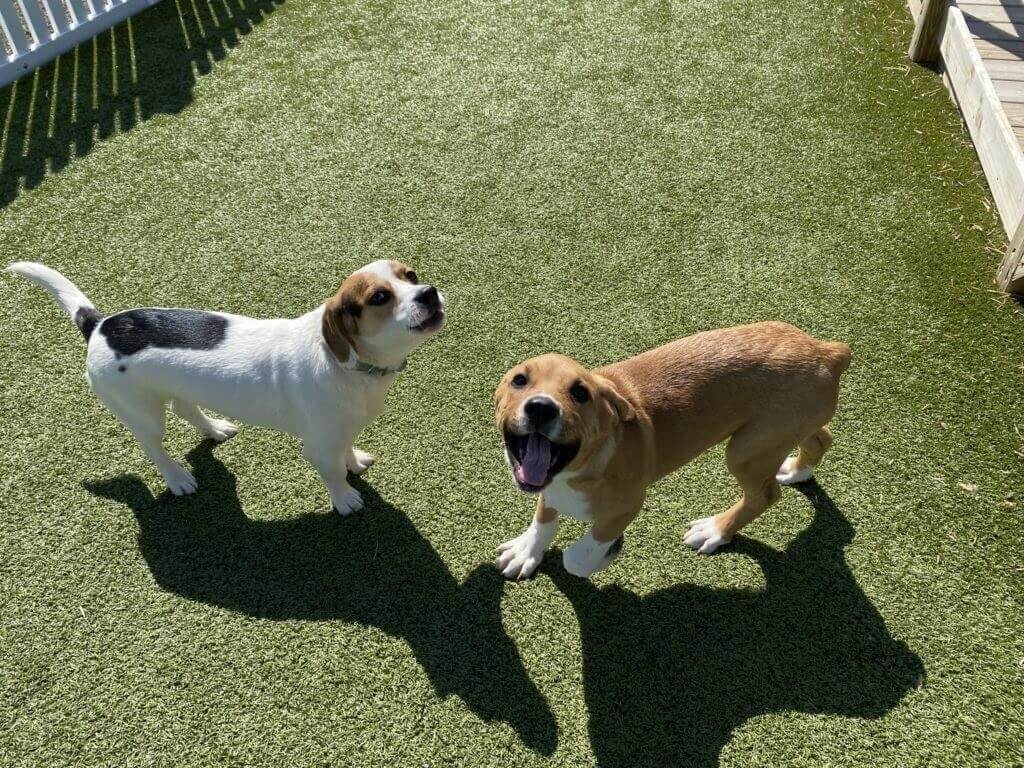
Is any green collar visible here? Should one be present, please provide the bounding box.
[350,358,407,376]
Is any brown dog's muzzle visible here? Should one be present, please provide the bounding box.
[503,425,580,493]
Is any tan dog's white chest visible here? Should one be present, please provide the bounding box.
[542,474,591,522]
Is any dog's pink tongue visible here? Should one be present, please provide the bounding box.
[516,433,551,487]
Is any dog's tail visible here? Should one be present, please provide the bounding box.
[7,261,103,341]
[825,341,852,377]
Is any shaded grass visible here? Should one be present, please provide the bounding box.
[1,0,1022,765]
[0,0,286,208]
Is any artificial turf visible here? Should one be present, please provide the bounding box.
[1,0,1022,765]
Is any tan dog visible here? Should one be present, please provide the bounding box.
[494,322,850,579]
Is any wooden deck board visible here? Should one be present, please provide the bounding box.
[993,78,1024,101]
[965,18,1024,40]
[958,0,1023,7]
[983,58,1024,79]
[962,2,1024,21]
[1003,101,1024,123]
[960,3,1024,22]
[976,39,1024,60]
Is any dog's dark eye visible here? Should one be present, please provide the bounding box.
[368,290,392,306]
[406,270,419,284]
[511,373,528,388]
[569,383,590,404]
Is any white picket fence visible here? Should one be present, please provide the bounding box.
[0,0,160,89]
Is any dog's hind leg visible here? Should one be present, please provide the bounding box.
[344,447,376,476]
[171,399,239,443]
[97,390,198,496]
[776,426,832,485]
[685,428,789,555]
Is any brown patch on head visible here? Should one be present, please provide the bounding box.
[495,354,636,477]
[322,271,398,361]
[323,274,365,362]
[388,260,419,285]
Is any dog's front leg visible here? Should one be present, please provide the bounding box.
[497,498,559,580]
[563,508,638,578]
[302,436,364,515]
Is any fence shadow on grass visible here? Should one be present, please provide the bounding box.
[0,0,283,208]
[542,480,925,768]
[85,440,558,756]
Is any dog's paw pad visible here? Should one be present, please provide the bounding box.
[776,457,814,485]
[332,488,364,516]
[684,517,729,555]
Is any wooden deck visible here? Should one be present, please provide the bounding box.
[909,0,1024,291]
[961,1,1024,144]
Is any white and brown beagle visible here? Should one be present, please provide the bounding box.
[495,322,851,579]
[8,260,444,513]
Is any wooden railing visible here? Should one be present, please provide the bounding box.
[907,0,1024,294]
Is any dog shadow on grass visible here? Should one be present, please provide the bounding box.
[539,480,925,768]
[85,441,558,755]
[86,442,922,765]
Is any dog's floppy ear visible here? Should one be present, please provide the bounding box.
[493,377,504,408]
[322,292,359,363]
[493,368,515,407]
[594,374,636,422]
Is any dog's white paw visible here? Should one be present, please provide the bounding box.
[346,448,376,476]
[684,516,730,555]
[562,530,623,578]
[164,465,198,496]
[204,419,239,443]
[776,456,814,485]
[497,520,558,580]
[332,487,364,516]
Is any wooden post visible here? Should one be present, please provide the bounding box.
[997,217,1024,295]
[909,0,948,63]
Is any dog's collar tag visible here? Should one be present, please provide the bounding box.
[351,358,407,376]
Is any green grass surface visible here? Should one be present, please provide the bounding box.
[2,0,1023,765]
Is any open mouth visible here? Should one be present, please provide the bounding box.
[503,430,580,492]
[411,309,445,333]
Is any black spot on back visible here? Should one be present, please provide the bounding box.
[99,309,229,356]
[74,307,102,341]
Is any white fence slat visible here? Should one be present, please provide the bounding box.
[66,0,89,24]
[17,0,54,44]
[43,0,71,33]
[0,3,33,56]
[90,0,106,15]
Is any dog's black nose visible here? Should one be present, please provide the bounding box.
[415,285,440,309]
[524,396,560,426]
